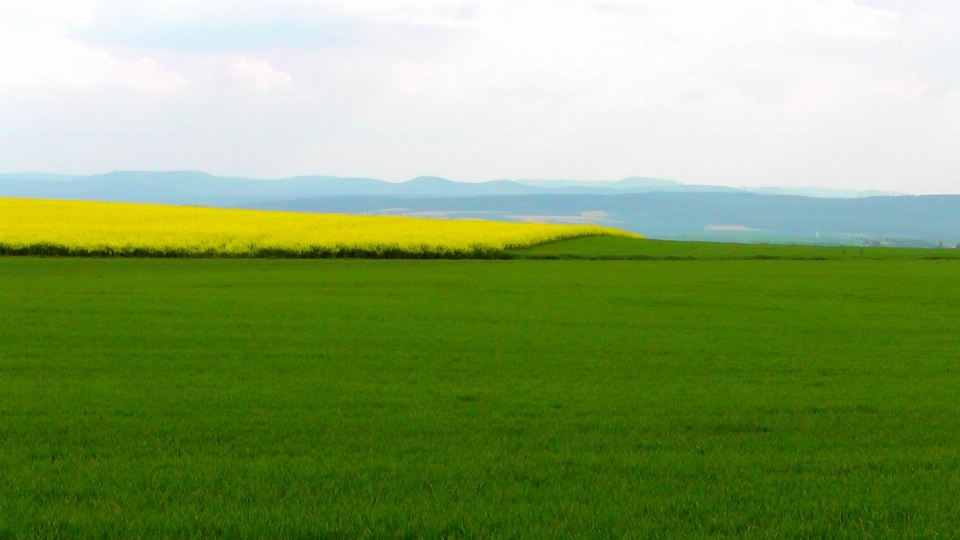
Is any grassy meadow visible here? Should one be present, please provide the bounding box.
[510,234,960,260]
[2,253,960,538]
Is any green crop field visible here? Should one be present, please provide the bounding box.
[509,234,960,260]
[2,246,960,537]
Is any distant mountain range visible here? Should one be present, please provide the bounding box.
[0,171,900,206]
[2,171,955,246]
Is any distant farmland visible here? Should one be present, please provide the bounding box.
[4,171,960,245]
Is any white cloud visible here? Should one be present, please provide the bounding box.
[0,0,99,29]
[0,16,186,93]
[230,56,291,93]
[807,1,896,40]
[334,2,479,29]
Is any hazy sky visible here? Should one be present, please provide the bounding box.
[1,1,959,193]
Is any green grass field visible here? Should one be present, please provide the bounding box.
[510,235,960,260]
[2,251,960,537]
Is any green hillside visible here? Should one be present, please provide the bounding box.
[512,234,960,260]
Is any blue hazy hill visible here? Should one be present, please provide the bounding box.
[0,170,896,205]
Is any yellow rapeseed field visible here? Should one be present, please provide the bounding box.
[0,198,638,258]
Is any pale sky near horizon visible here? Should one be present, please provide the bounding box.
[1,1,959,193]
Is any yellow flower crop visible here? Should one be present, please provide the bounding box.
[0,198,639,258]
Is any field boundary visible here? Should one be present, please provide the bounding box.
[5,237,960,261]
[0,242,514,259]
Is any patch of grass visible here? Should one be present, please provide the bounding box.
[2,258,960,537]
[510,234,960,260]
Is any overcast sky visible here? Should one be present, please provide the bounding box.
[1,1,959,193]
